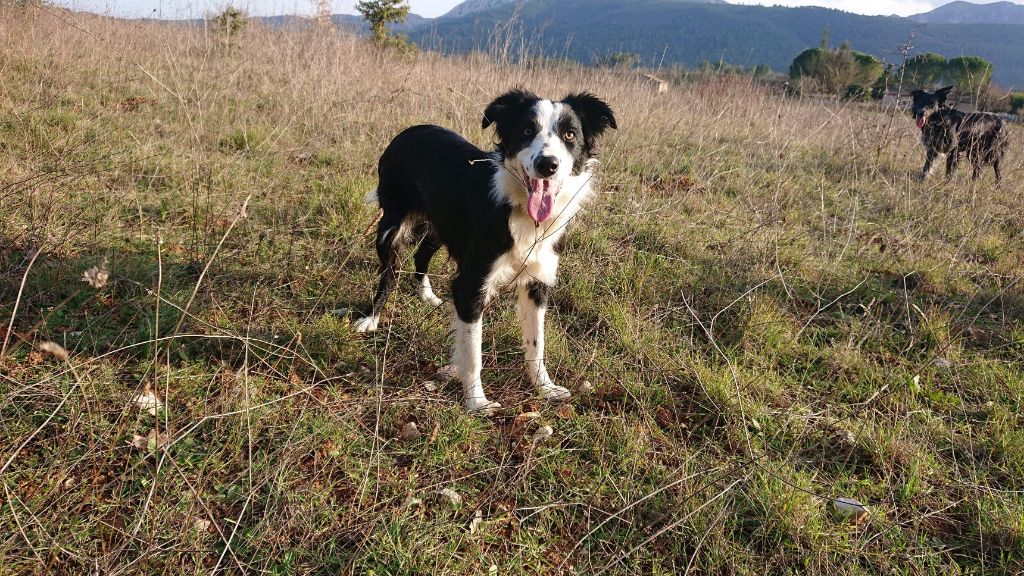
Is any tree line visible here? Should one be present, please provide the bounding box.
[788,28,1022,113]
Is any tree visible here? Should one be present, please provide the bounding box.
[946,56,993,97]
[871,63,894,100]
[212,6,247,49]
[1012,92,1024,114]
[356,0,410,44]
[903,53,947,89]
[314,0,332,26]
[599,52,639,68]
[789,45,883,95]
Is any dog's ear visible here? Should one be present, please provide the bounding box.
[482,89,536,130]
[910,89,924,99]
[562,92,617,142]
[936,86,954,103]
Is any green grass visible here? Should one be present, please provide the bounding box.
[1,5,1023,575]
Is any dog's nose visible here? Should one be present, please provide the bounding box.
[535,156,559,178]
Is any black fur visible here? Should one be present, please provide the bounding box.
[911,86,1009,182]
[370,125,513,324]
[526,281,551,308]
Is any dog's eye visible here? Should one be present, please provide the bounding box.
[563,130,576,142]
[523,127,535,137]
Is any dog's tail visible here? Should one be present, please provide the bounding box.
[363,189,379,206]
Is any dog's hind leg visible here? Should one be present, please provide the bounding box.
[354,211,408,333]
[517,281,571,402]
[413,226,444,307]
[993,159,1002,184]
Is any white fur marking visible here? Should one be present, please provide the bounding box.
[517,285,571,401]
[353,315,380,333]
[454,318,501,414]
[418,276,443,306]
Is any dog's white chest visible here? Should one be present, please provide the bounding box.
[485,216,564,295]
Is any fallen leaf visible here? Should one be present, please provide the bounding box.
[469,509,483,534]
[514,412,542,425]
[436,487,462,508]
[580,381,594,393]
[130,429,168,452]
[532,425,554,444]
[556,404,575,419]
[422,381,438,392]
[833,497,870,525]
[82,258,109,289]
[401,421,421,442]
[38,341,69,361]
[402,496,423,509]
[428,421,440,444]
[133,385,163,416]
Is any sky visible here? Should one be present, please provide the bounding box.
[49,0,1024,20]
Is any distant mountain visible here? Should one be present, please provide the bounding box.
[441,0,725,19]
[442,0,515,19]
[910,1,1024,24]
[249,0,1024,87]
[259,12,429,33]
[407,0,1024,87]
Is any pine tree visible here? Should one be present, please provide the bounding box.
[355,0,410,44]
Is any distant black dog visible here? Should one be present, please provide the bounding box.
[911,86,1008,182]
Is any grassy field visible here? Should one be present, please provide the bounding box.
[2,5,1023,574]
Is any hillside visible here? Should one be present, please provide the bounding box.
[442,0,727,18]
[2,4,1024,575]
[408,0,1024,87]
[911,0,1024,24]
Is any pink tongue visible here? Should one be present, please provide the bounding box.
[916,118,925,129]
[527,179,555,223]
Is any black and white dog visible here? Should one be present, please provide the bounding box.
[911,86,1008,182]
[354,89,617,413]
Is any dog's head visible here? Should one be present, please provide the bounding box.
[911,86,953,129]
[483,89,617,223]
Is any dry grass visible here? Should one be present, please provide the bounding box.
[2,5,1023,575]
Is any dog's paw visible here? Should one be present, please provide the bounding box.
[465,398,502,415]
[421,292,444,307]
[352,315,380,333]
[538,382,572,402]
[418,278,444,307]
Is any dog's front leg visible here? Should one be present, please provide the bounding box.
[453,276,501,414]
[945,151,959,180]
[453,318,501,414]
[920,149,937,181]
[517,281,571,402]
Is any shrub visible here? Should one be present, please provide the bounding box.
[1011,92,1024,114]
[842,84,868,102]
